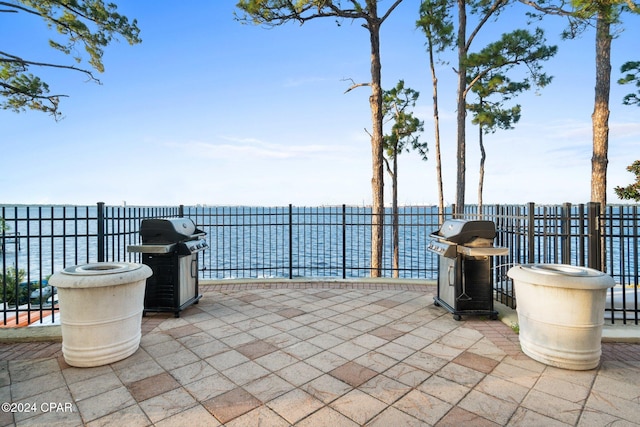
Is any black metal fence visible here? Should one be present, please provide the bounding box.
[1,202,638,326]
[186,205,438,280]
[0,204,179,327]
[466,203,639,324]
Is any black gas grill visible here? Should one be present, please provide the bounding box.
[128,218,208,317]
[427,219,508,320]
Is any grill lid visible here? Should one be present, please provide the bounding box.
[431,219,496,244]
[140,218,206,244]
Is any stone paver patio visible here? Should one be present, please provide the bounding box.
[1,282,639,426]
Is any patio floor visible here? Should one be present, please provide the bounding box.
[1,282,640,426]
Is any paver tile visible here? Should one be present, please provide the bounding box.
[171,360,219,386]
[393,389,452,425]
[583,389,640,425]
[384,362,431,387]
[533,373,591,403]
[244,373,295,403]
[127,372,180,402]
[329,361,378,388]
[459,389,519,426]
[226,405,290,427]
[11,371,66,401]
[222,360,270,386]
[296,406,359,427]
[235,339,279,360]
[183,372,237,402]
[329,341,369,360]
[435,406,500,427]
[437,361,486,388]
[202,387,261,424]
[507,407,572,427]
[205,349,250,371]
[276,361,323,386]
[354,350,398,373]
[254,349,299,371]
[267,388,324,424]
[86,403,151,427]
[522,389,584,425]
[330,389,387,425]
[359,374,411,404]
[453,351,500,374]
[418,374,469,405]
[2,285,640,427]
[75,386,135,423]
[475,374,530,404]
[138,388,198,424]
[277,308,306,319]
[369,325,405,341]
[375,341,415,361]
[305,350,349,372]
[368,406,425,427]
[301,374,353,404]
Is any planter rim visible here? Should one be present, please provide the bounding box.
[50,262,152,289]
[507,263,615,290]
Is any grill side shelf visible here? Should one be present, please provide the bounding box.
[456,246,509,257]
[127,244,176,254]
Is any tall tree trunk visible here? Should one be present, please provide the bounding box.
[591,11,611,271]
[428,41,445,225]
[455,0,467,216]
[368,11,384,277]
[591,13,611,207]
[478,124,486,218]
[392,155,399,278]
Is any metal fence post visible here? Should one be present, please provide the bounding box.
[97,202,105,262]
[342,204,346,279]
[289,204,293,280]
[527,202,535,264]
[561,202,571,265]
[578,204,586,266]
[179,205,184,217]
[587,202,602,270]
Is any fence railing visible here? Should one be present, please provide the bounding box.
[461,202,638,324]
[1,202,638,326]
[186,205,440,280]
[0,204,179,327]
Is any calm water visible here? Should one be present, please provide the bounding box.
[1,204,636,283]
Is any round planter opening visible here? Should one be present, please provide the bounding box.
[50,262,152,367]
[508,264,615,370]
[529,264,592,276]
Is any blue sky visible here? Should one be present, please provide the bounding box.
[1,1,639,207]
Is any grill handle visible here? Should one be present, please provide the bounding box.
[191,258,198,279]
[448,265,455,287]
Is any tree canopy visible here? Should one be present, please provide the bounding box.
[466,27,556,133]
[382,80,426,161]
[619,61,640,106]
[614,160,640,201]
[0,0,141,119]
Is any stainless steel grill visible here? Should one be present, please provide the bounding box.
[127,218,208,317]
[427,219,508,321]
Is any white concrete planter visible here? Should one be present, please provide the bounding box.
[49,262,152,368]
[507,264,615,370]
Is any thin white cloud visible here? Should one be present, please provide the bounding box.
[611,122,640,138]
[537,118,640,141]
[283,76,331,87]
[543,119,592,140]
[166,136,350,160]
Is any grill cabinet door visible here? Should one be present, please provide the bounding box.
[438,255,459,308]
[142,253,179,310]
[456,256,493,311]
